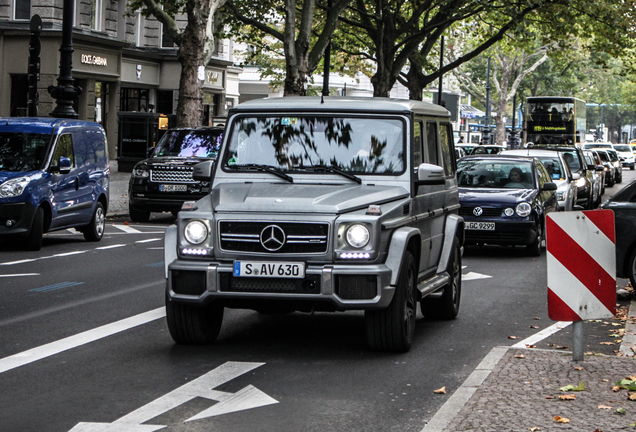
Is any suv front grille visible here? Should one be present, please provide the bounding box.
[151,166,194,183]
[220,221,329,254]
[459,207,502,218]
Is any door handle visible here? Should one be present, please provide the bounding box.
[75,176,80,191]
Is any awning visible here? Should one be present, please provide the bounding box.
[461,104,485,119]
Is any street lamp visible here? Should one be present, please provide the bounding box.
[482,57,491,145]
[47,0,82,118]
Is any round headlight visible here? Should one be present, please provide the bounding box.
[504,208,514,217]
[184,220,208,244]
[346,224,370,248]
[516,202,532,217]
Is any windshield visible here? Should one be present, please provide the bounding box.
[0,132,50,172]
[561,150,581,171]
[537,157,566,180]
[614,145,631,152]
[597,151,610,162]
[458,160,534,189]
[154,129,223,158]
[222,116,404,174]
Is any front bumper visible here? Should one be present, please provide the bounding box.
[464,220,537,246]
[167,259,395,310]
[0,202,37,237]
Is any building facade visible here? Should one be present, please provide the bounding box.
[0,0,240,160]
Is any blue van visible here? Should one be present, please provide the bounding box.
[0,118,110,250]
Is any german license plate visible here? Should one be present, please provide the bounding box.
[233,261,305,278]
[159,184,187,192]
[466,222,495,230]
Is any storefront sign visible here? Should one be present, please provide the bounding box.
[81,54,108,66]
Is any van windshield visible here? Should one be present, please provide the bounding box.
[0,132,50,172]
[222,116,405,174]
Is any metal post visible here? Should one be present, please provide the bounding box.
[572,320,584,361]
[27,15,42,117]
[437,36,444,106]
[482,58,491,145]
[48,0,82,118]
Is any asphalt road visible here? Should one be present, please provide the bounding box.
[0,167,633,432]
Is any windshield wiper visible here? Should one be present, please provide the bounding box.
[299,165,362,184]
[228,164,294,183]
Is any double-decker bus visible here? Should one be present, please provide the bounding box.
[525,96,586,146]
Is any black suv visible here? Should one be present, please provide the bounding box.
[128,126,224,222]
[528,145,599,209]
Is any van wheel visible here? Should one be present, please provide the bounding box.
[83,202,105,241]
[166,295,224,344]
[421,236,461,320]
[629,248,636,291]
[365,251,416,353]
[129,204,150,223]
[25,207,44,251]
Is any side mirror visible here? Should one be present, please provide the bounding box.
[416,163,445,185]
[51,156,72,174]
[571,172,580,180]
[586,164,596,171]
[596,165,605,172]
[542,182,557,191]
[193,160,215,182]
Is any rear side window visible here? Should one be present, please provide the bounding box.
[439,123,454,176]
[412,121,422,167]
[425,122,438,165]
[74,129,107,167]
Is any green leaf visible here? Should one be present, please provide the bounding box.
[615,380,636,391]
[560,382,586,392]
[615,407,627,415]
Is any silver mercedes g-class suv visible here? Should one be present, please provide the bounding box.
[164,97,464,352]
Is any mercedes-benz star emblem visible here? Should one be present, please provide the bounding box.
[260,225,286,251]
[473,207,483,216]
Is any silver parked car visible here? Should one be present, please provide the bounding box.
[500,149,578,211]
[163,97,465,352]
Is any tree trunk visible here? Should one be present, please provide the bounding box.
[175,0,207,127]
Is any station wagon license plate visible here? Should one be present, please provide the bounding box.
[233,261,305,278]
[159,184,187,192]
[466,222,495,230]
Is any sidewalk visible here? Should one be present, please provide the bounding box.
[424,300,636,432]
[107,159,131,217]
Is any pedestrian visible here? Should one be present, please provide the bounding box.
[458,136,464,144]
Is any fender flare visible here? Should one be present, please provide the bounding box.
[436,214,465,274]
[164,224,178,279]
[386,227,421,286]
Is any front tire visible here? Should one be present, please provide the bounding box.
[25,207,44,251]
[421,236,461,320]
[83,202,105,242]
[365,251,417,353]
[166,295,224,344]
[526,222,543,257]
[629,248,636,290]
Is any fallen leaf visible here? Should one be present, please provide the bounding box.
[553,416,570,423]
[515,354,525,359]
[615,407,627,415]
[600,342,615,345]
[534,317,541,320]
[574,367,583,370]
[612,322,621,326]
[526,344,537,348]
[559,394,576,401]
[598,405,613,409]
[555,345,568,349]
[529,428,541,431]
[629,393,636,401]
[124,221,130,225]
[613,386,622,392]
[434,387,446,394]
[508,336,519,339]
[530,325,539,329]
[560,382,586,392]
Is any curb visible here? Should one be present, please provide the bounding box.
[619,299,636,357]
[420,346,508,432]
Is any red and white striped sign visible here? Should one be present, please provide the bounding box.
[546,210,616,321]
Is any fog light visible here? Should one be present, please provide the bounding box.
[6,219,15,227]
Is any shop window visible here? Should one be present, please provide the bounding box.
[10,74,28,117]
[91,0,103,30]
[161,24,176,48]
[120,88,149,112]
[156,90,173,115]
[15,0,30,20]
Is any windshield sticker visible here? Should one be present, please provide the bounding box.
[281,118,297,125]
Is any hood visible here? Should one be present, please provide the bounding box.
[0,170,42,184]
[459,187,536,206]
[143,156,213,167]
[210,182,409,214]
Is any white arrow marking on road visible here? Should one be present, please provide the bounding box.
[462,271,492,281]
[113,225,143,234]
[68,362,278,431]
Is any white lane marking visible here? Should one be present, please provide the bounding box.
[136,238,161,244]
[69,362,278,431]
[462,272,492,281]
[1,259,38,266]
[95,244,126,250]
[0,273,40,277]
[0,308,165,374]
[113,225,143,234]
[511,321,572,348]
[147,247,164,250]
[53,251,87,257]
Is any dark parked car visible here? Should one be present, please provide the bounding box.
[457,155,558,256]
[128,126,223,222]
[601,180,636,288]
[594,149,617,187]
